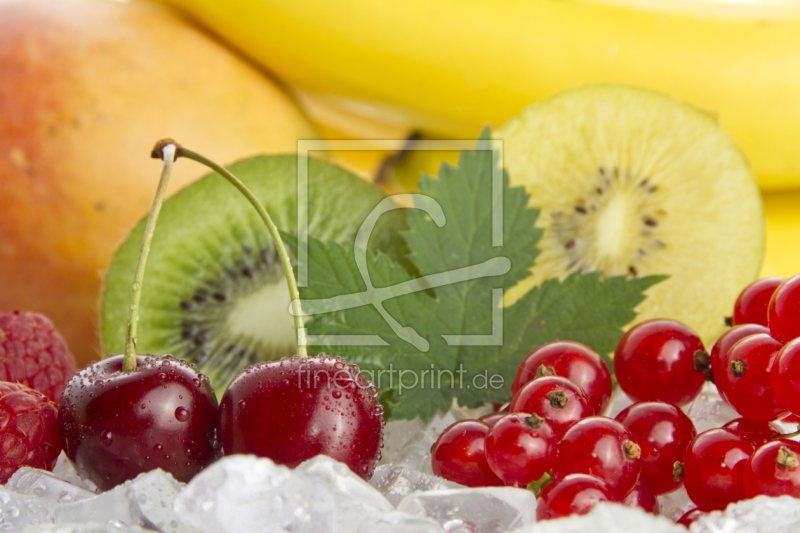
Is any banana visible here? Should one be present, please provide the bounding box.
[161,0,800,191]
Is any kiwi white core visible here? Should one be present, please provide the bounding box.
[225,279,295,350]
[496,85,764,345]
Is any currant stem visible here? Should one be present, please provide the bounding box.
[774,424,800,441]
[172,145,308,358]
[123,143,177,372]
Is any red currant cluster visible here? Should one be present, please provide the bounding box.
[430,273,800,524]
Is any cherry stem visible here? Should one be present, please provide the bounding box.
[170,143,308,359]
[123,144,177,371]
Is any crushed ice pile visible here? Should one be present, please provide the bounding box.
[3,384,800,532]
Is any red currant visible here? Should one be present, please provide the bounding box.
[621,477,660,515]
[613,319,706,407]
[709,324,769,403]
[509,376,594,438]
[555,416,642,498]
[768,274,800,343]
[743,439,800,498]
[676,508,707,528]
[615,401,696,495]
[733,277,785,327]
[535,473,614,521]
[717,333,787,422]
[683,428,754,510]
[771,338,800,416]
[478,411,505,428]
[722,418,781,448]
[511,341,612,414]
[484,413,557,486]
[431,420,502,487]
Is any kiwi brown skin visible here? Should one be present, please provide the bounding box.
[101,154,404,395]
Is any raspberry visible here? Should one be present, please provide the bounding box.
[0,311,77,402]
[0,382,61,483]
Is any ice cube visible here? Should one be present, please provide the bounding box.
[659,485,695,522]
[604,387,634,418]
[511,502,684,533]
[356,511,445,533]
[23,522,151,532]
[54,469,196,533]
[690,495,800,532]
[174,454,401,533]
[686,384,739,434]
[382,411,460,473]
[0,487,52,529]
[51,452,99,493]
[6,467,96,507]
[370,465,463,506]
[395,486,536,533]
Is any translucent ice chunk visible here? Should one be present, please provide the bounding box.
[395,486,536,533]
[24,522,152,532]
[54,469,196,533]
[174,454,404,533]
[691,495,800,533]
[381,411,460,473]
[604,387,634,418]
[370,465,463,506]
[6,467,96,507]
[511,502,684,533]
[0,487,52,529]
[658,485,695,522]
[51,452,99,493]
[686,384,738,434]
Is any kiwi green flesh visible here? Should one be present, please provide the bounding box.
[101,154,403,396]
[495,84,764,346]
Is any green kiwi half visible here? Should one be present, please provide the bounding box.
[101,155,402,394]
[495,84,764,346]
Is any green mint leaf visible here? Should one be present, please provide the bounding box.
[287,130,664,421]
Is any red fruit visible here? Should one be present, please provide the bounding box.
[771,338,800,416]
[722,418,781,448]
[219,355,384,480]
[0,310,77,402]
[683,428,754,510]
[431,419,502,487]
[484,413,557,486]
[613,319,706,407]
[718,333,787,422]
[555,416,642,498]
[709,324,769,403]
[0,382,60,483]
[677,508,707,528]
[536,473,614,521]
[743,439,800,498]
[768,275,800,343]
[733,277,785,327]
[478,411,505,428]
[782,412,800,424]
[58,354,218,491]
[615,401,696,495]
[509,376,594,438]
[510,341,612,414]
[621,477,660,515]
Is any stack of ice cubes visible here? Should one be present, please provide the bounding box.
[4,383,800,532]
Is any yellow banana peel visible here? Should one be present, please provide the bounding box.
[163,0,800,191]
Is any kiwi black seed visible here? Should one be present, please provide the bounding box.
[101,155,404,395]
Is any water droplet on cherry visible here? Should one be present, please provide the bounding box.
[175,407,190,422]
[100,431,113,446]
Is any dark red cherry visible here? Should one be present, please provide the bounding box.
[511,341,612,414]
[57,354,218,491]
[218,354,384,480]
[431,419,502,487]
